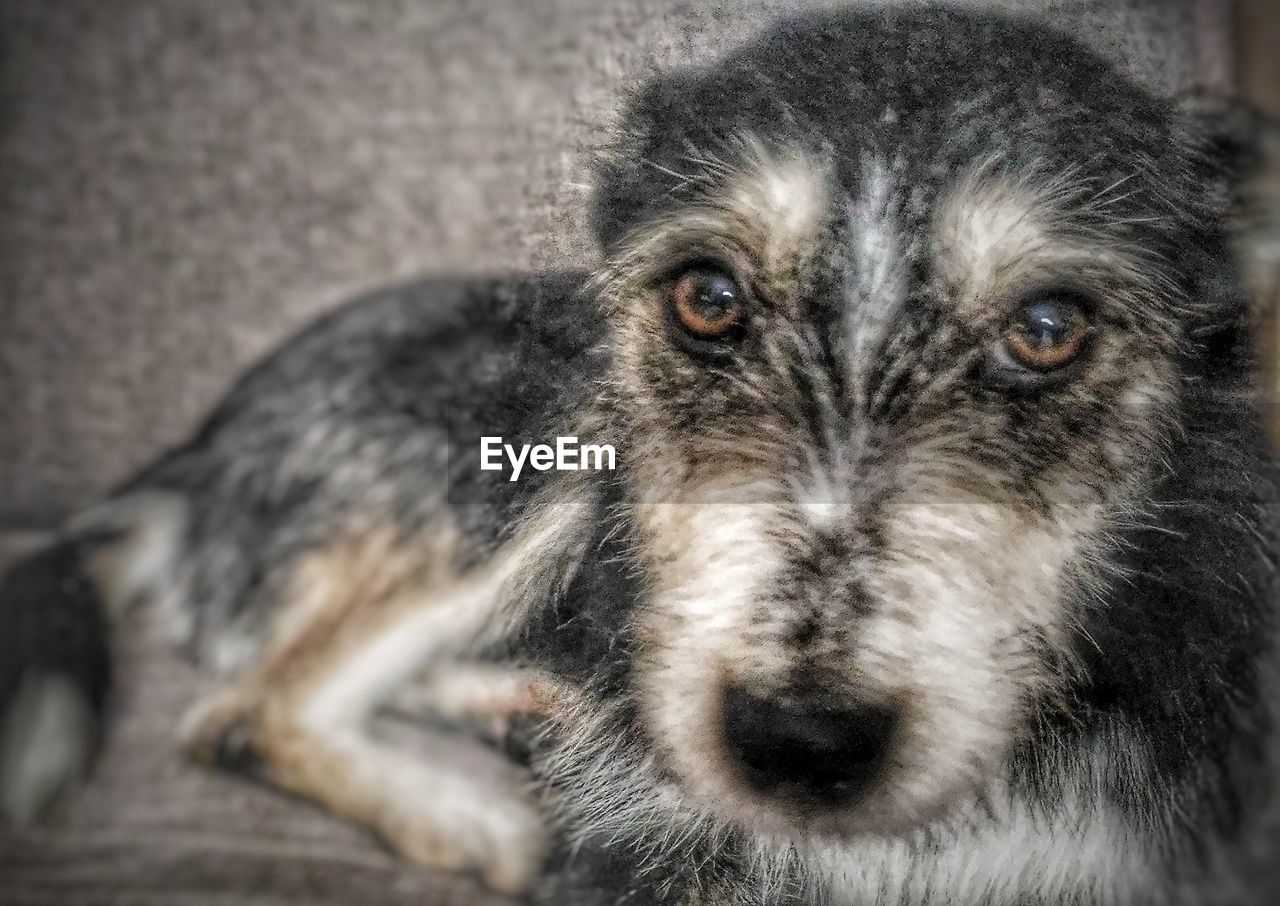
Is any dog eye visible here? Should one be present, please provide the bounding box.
[670,267,745,341]
[997,295,1092,374]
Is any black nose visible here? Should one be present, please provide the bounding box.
[722,685,898,803]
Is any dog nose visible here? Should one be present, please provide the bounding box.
[722,685,898,803]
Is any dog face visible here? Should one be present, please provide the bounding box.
[584,7,1222,842]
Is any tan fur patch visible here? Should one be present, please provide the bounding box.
[78,493,188,621]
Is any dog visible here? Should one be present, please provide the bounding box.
[2,5,1279,905]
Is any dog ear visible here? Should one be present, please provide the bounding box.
[1177,94,1280,285]
[1178,92,1272,220]
[1179,93,1280,434]
[590,71,695,255]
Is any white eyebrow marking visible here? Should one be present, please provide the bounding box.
[721,137,830,269]
[936,170,1053,300]
[934,161,1175,323]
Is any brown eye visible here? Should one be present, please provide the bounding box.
[1000,296,1092,372]
[671,267,745,340]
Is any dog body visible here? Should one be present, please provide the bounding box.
[3,6,1279,905]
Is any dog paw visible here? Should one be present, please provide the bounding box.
[178,689,261,773]
[381,792,547,895]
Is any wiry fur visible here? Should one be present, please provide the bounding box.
[2,5,1279,905]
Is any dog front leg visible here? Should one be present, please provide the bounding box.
[179,509,586,895]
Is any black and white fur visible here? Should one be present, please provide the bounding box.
[2,6,1278,905]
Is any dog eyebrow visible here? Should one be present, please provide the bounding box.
[719,139,830,270]
[933,165,1172,320]
[935,174,1056,308]
[600,139,831,312]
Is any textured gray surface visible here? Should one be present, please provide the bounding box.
[0,1,1205,904]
